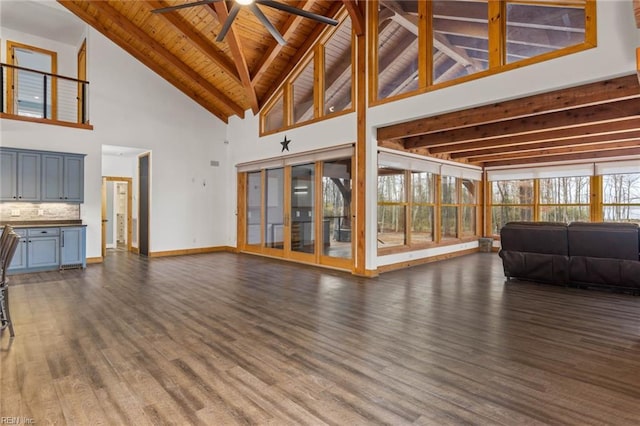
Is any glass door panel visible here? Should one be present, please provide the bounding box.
[291,164,315,254]
[14,47,53,119]
[246,171,262,247]
[265,168,285,250]
[322,159,352,260]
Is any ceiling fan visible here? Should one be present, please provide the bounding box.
[152,0,339,46]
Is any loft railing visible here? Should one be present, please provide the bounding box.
[0,63,89,125]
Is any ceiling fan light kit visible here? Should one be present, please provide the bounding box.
[152,0,338,45]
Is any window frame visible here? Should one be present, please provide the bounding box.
[259,9,355,136]
[377,168,480,255]
[369,0,596,106]
[6,40,59,120]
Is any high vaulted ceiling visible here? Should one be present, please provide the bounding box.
[58,0,363,123]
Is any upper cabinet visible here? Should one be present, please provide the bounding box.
[42,153,84,202]
[0,148,84,203]
[0,150,41,201]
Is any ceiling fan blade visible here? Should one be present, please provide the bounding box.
[151,0,221,14]
[249,3,286,46]
[257,0,338,26]
[216,2,242,43]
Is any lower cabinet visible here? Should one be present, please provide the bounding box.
[8,226,86,273]
[27,235,60,269]
[9,230,28,271]
[60,227,86,269]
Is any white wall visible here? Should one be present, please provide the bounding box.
[1,24,229,258]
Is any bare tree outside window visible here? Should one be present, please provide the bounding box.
[491,179,534,234]
[603,173,640,224]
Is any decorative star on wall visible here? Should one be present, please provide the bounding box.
[280,135,291,152]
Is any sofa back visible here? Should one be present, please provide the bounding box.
[500,222,569,255]
[568,222,639,260]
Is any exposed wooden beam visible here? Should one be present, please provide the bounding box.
[250,1,315,87]
[468,139,640,163]
[210,2,259,114]
[342,0,365,36]
[259,1,343,106]
[377,74,640,141]
[435,118,640,155]
[452,128,640,160]
[405,98,640,149]
[482,147,640,168]
[60,0,245,118]
[144,0,242,85]
[58,0,232,122]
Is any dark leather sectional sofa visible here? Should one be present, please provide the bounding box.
[499,221,640,293]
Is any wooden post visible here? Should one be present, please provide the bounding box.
[354,0,372,276]
[637,47,640,85]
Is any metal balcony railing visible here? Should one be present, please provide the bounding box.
[0,63,89,125]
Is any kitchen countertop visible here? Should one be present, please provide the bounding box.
[1,221,86,228]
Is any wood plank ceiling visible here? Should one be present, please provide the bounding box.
[378,74,640,168]
[57,0,356,123]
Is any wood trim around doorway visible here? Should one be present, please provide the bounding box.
[103,176,133,253]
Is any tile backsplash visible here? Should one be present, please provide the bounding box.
[0,203,80,221]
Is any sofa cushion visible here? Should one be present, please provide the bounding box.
[568,222,639,260]
[500,222,569,255]
[501,251,569,285]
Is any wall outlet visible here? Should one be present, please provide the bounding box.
[38,209,44,216]
[11,209,20,216]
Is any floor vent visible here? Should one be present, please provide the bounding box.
[60,264,83,270]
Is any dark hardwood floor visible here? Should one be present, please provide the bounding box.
[2,250,640,425]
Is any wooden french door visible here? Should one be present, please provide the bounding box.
[239,156,353,270]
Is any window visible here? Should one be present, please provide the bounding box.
[376,0,419,99]
[292,60,314,125]
[371,0,594,103]
[490,175,591,235]
[441,175,458,240]
[260,12,354,134]
[602,173,640,224]
[461,179,478,237]
[377,158,480,252]
[246,171,262,245]
[432,1,489,84]
[506,1,586,64]
[410,172,435,244]
[324,19,353,115]
[377,168,406,248]
[263,93,284,133]
[491,179,534,234]
[539,176,590,222]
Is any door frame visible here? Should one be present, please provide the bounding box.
[237,156,354,271]
[6,40,58,120]
[101,176,133,256]
[138,153,151,256]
